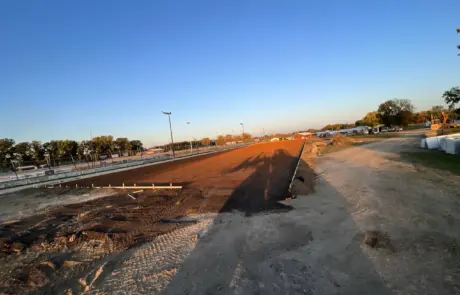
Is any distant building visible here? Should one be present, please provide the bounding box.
[292,132,312,140]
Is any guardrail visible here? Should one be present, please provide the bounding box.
[0,143,250,191]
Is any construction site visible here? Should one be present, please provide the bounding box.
[0,132,459,294]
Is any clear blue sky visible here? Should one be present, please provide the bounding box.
[1,0,459,147]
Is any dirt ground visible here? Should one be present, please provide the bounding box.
[86,131,458,295]
[2,133,459,294]
[0,140,303,294]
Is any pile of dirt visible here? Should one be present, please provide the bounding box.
[330,134,354,146]
[301,141,327,158]
[0,188,229,293]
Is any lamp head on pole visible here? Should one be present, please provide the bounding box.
[162,111,171,115]
[457,28,460,34]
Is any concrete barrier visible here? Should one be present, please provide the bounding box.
[445,138,460,155]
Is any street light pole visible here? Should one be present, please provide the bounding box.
[162,111,175,159]
[186,122,192,154]
[457,28,460,56]
[240,122,244,135]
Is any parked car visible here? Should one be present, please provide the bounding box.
[388,127,396,132]
[381,127,389,133]
[395,126,403,131]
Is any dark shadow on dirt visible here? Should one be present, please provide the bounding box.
[224,153,265,173]
[220,149,298,215]
[160,156,393,295]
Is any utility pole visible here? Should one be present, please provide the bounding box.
[162,111,175,158]
[186,122,193,154]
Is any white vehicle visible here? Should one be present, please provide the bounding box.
[371,127,380,134]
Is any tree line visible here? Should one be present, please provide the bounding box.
[0,131,254,169]
[321,86,460,130]
[0,136,144,167]
[215,133,252,145]
[158,133,252,152]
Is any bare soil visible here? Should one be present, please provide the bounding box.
[0,140,304,294]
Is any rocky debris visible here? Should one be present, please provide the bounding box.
[78,278,89,292]
[81,231,109,242]
[5,241,25,254]
[362,230,395,252]
[363,231,379,248]
[330,134,354,146]
[68,234,77,242]
[25,267,49,288]
[63,260,83,268]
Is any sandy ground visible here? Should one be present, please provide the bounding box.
[2,134,459,294]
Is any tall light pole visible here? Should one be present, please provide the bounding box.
[240,122,244,135]
[457,28,460,56]
[186,121,193,154]
[162,111,175,159]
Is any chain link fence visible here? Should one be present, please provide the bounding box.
[0,142,249,183]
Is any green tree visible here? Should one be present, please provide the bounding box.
[413,112,427,124]
[114,137,131,155]
[92,136,114,155]
[224,134,233,143]
[62,140,79,158]
[378,99,414,127]
[431,105,445,119]
[129,140,143,152]
[321,124,333,131]
[77,140,93,160]
[0,138,15,164]
[217,135,225,145]
[360,111,381,127]
[43,141,60,161]
[241,133,252,142]
[14,142,33,163]
[30,140,44,162]
[443,86,460,109]
[201,137,211,146]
